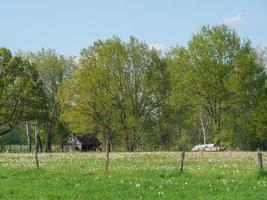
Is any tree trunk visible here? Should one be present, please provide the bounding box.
[60,142,64,152]
[200,114,209,144]
[44,120,52,152]
[129,128,137,152]
[124,133,129,151]
[104,135,111,175]
[38,134,43,152]
[34,121,40,169]
[125,132,136,152]
[257,148,263,170]
[26,121,32,152]
[213,114,221,143]
[179,150,185,172]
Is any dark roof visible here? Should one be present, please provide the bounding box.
[76,134,100,146]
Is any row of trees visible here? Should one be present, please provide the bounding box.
[60,25,267,152]
[0,48,76,153]
[1,25,267,157]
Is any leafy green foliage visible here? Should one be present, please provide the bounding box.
[20,49,76,151]
[248,86,267,149]
[167,25,266,148]
[1,25,267,151]
[0,48,47,135]
[59,37,170,151]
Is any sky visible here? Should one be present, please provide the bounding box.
[1,0,267,56]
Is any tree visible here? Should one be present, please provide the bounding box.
[0,48,47,137]
[247,85,267,149]
[115,37,170,151]
[256,46,267,68]
[168,25,266,146]
[21,49,77,152]
[59,36,170,171]
[0,47,21,135]
[59,37,126,173]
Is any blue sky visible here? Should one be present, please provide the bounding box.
[1,0,267,55]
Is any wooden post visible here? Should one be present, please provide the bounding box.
[104,129,112,175]
[257,148,263,170]
[104,137,110,175]
[34,121,40,169]
[179,150,185,172]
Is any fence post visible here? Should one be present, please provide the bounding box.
[257,148,263,170]
[179,150,185,172]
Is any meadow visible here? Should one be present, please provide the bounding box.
[0,152,266,200]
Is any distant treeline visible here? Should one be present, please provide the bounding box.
[1,24,267,152]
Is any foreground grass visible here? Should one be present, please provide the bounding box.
[0,152,266,200]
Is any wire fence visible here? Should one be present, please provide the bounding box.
[0,145,62,153]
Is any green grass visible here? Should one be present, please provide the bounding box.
[0,152,266,200]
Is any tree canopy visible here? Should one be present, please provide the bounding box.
[1,24,267,153]
[0,48,47,136]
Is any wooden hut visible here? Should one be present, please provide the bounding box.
[63,134,100,152]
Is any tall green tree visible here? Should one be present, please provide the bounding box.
[246,47,267,149]
[21,49,76,152]
[59,37,126,173]
[0,48,47,137]
[116,37,170,151]
[168,25,266,146]
[59,36,169,172]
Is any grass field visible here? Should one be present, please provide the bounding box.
[0,152,266,200]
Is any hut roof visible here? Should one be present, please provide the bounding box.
[75,134,100,146]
